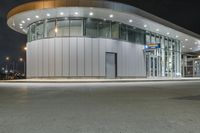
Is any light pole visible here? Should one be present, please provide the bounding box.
[5,56,10,80]
[19,58,26,77]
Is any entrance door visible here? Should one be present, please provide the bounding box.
[105,52,117,78]
[146,54,161,78]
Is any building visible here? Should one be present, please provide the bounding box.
[7,0,200,79]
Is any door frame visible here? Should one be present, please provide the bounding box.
[105,52,117,78]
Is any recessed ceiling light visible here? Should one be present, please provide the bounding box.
[129,19,133,23]
[185,39,188,41]
[167,32,170,35]
[190,48,192,50]
[20,26,23,29]
[27,18,31,21]
[46,13,51,17]
[35,15,39,18]
[22,20,25,24]
[60,12,64,16]
[19,23,22,26]
[176,35,179,38]
[109,14,114,18]
[144,24,147,28]
[156,29,159,32]
[74,12,79,15]
[182,46,185,48]
[89,12,94,16]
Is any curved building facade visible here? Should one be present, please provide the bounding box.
[7,0,200,78]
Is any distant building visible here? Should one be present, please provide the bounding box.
[7,0,200,78]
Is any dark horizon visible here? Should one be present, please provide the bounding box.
[0,0,200,61]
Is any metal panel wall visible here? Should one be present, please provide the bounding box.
[27,37,146,78]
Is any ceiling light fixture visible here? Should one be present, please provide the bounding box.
[27,18,31,21]
[74,12,79,15]
[35,15,39,18]
[46,13,51,17]
[129,19,133,23]
[185,39,188,41]
[109,14,114,18]
[22,21,25,24]
[176,35,179,38]
[156,29,159,32]
[60,12,64,16]
[167,32,170,35]
[144,24,147,28]
[89,12,94,16]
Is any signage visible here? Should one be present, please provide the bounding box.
[144,43,161,49]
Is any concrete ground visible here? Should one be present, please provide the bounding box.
[0,81,200,133]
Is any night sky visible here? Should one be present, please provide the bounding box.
[0,0,200,61]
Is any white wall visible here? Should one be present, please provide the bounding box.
[27,37,146,78]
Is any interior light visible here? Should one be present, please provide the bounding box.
[185,39,188,41]
[35,15,39,18]
[74,12,79,15]
[55,27,58,33]
[109,14,114,18]
[190,48,192,50]
[27,18,31,21]
[22,21,25,24]
[176,35,179,38]
[103,18,107,21]
[144,24,147,28]
[89,12,94,16]
[60,12,64,16]
[156,29,159,32]
[129,19,133,23]
[46,13,51,17]
[167,32,170,35]
[182,46,185,48]
[19,23,22,26]
[20,26,23,29]
[198,55,200,58]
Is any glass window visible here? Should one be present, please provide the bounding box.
[30,24,36,41]
[127,26,135,43]
[46,19,56,38]
[151,34,156,43]
[99,20,111,38]
[56,18,69,37]
[85,18,98,37]
[146,32,151,44]
[120,24,127,41]
[111,22,120,39]
[70,19,83,36]
[35,21,44,40]
[134,28,145,44]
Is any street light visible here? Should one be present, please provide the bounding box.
[6,56,10,61]
[19,57,26,78]
[24,47,27,51]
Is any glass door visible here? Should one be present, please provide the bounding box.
[146,52,161,78]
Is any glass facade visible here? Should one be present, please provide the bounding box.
[145,32,181,78]
[27,17,145,44]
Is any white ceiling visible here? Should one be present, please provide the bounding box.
[7,7,200,53]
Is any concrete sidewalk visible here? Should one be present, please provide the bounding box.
[1,77,200,83]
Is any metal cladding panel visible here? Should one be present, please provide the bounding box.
[99,39,106,77]
[43,39,49,77]
[85,38,92,76]
[27,37,146,78]
[92,38,99,76]
[77,38,85,76]
[49,38,55,76]
[38,40,43,77]
[69,38,77,76]
[26,43,32,77]
[62,38,70,76]
[55,38,63,76]
[31,41,38,77]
